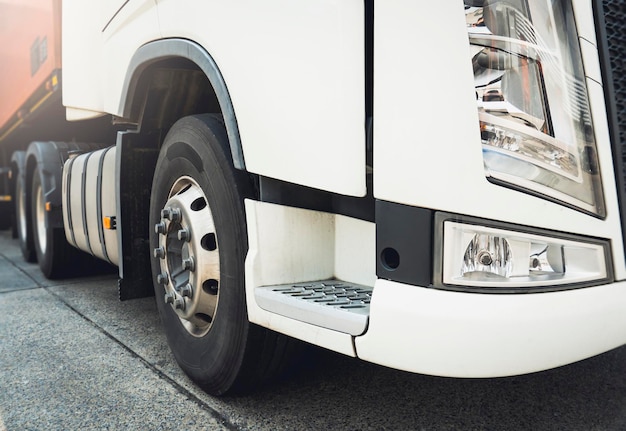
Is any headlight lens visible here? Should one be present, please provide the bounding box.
[465,0,605,216]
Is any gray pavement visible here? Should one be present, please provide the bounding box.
[0,232,230,430]
[3,229,626,430]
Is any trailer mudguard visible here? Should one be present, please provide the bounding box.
[25,142,74,230]
[26,142,105,229]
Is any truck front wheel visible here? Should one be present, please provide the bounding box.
[149,114,293,395]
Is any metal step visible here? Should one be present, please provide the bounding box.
[255,280,372,336]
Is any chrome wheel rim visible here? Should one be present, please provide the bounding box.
[34,181,46,255]
[154,176,220,337]
[17,180,27,243]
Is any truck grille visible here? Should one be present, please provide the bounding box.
[598,0,626,252]
[601,1,626,147]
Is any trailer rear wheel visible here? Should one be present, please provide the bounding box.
[150,114,294,395]
[0,167,12,230]
[16,170,36,262]
[0,203,11,230]
[30,169,77,279]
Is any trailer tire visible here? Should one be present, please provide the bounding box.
[30,169,75,279]
[16,170,36,262]
[0,202,10,230]
[150,114,293,395]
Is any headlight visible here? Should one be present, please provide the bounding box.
[436,214,612,291]
[465,0,605,216]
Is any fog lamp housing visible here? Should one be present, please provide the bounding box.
[435,214,612,292]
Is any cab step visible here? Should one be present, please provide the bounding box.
[255,280,373,336]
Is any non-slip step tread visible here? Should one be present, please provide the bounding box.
[255,280,372,336]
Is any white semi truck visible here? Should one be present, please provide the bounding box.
[1,0,626,395]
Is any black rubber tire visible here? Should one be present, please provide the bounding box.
[11,212,18,239]
[0,201,11,230]
[31,170,76,279]
[150,114,295,395]
[10,163,18,239]
[16,169,36,262]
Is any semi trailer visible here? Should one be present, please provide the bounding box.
[2,0,626,396]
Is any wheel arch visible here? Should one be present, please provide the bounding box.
[118,38,246,170]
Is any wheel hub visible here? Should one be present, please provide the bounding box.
[154,176,220,337]
[17,181,27,243]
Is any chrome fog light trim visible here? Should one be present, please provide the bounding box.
[435,214,612,292]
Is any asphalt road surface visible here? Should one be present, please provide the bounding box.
[2,229,626,430]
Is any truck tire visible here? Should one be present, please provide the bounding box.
[16,170,36,262]
[150,114,294,395]
[0,167,12,230]
[0,202,10,230]
[30,168,75,279]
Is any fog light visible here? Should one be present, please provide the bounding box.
[462,234,512,278]
[440,220,610,290]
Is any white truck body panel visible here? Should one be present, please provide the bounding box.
[156,0,366,196]
[63,0,366,197]
[62,0,160,119]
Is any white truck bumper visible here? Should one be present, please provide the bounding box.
[355,279,626,377]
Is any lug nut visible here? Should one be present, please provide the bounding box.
[157,272,169,285]
[181,283,193,298]
[154,247,165,259]
[162,207,182,222]
[182,257,195,271]
[170,208,181,222]
[164,292,175,304]
[178,228,190,242]
[174,298,185,310]
[155,221,167,235]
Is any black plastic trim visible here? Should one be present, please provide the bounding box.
[593,0,626,261]
[119,38,245,170]
[375,200,433,287]
[365,0,374,124]
[115,129,159,300]
[260,176,375,223]
[486,176,603,219]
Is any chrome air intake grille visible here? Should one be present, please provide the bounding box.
[598,0,626,250]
